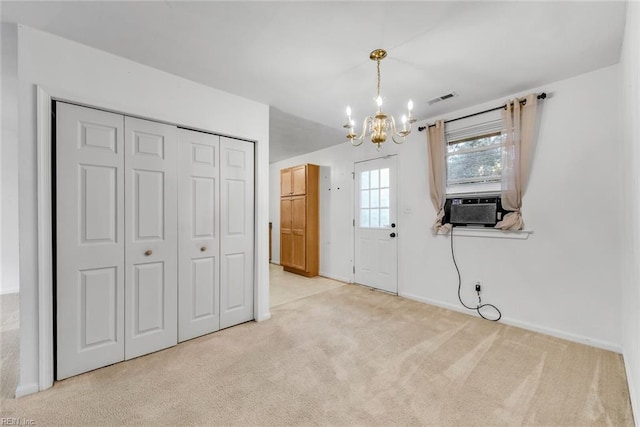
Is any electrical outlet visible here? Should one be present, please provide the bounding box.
[475,282,481,292]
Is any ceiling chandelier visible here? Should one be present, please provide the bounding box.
[344,49,416,148]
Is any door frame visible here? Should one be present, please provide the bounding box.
[34,86,264,394]
[352,154,400,291]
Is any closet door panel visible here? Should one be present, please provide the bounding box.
[220,137,254,329]
[56,102,125,380]
[125,116,178,359]
[178,129,220,342]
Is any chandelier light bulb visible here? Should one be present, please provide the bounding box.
[375,96,383,108]
[346,106,352,118]
[408,99,413,111]
[402,115,407,124]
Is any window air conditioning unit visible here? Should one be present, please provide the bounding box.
[443,197,509,227]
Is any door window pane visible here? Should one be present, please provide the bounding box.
[380,189,389,208]
[380,168,389,188]
[360,209,369,228]
[380,208,389,227]
[370,209,379,228]
[360,171,369,189]
[370,170,379,189]
[360,190,369,208]
[370,189,379,208]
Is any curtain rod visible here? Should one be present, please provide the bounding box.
[417,92,547,132]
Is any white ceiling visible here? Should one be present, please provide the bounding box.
[1,1,627,163]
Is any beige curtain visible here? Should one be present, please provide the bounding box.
[427,120,451,234]
[495,93,538,230]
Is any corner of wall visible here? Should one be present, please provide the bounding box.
[1,22,20,295]
[620,1,640,423]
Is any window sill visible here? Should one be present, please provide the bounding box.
[446,227,532,240]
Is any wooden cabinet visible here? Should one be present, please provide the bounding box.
[280,164,307,197]
[280,164,319,277]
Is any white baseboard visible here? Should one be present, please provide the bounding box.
[623,351,639,425]
[15,382,39,398]
[319,271,351,284]
[399,292,622,354]
[0,287,19,295]
[256,312,271,322]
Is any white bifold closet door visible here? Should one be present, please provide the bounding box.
[56,105,178,377]
[178,129,220,342]
[56,103,126,379]
[219,137,254,329]
[123,116,178,360]
[56,103,254,379]
[178,134,255,338]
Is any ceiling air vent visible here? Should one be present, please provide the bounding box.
[428,92,458,106]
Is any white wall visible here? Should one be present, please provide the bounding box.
[270,63,624,352]
[270,143,355,282]
[270,126,409,282]
[16,25,270,397]
[1,23,20,295]
[620,1,640,422]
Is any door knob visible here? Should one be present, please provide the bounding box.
[144,250,153,256]
[200,246,207,252]
[391,223,396,228]
[390,232,396,238]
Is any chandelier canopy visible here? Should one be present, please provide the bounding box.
[344,49,415,148]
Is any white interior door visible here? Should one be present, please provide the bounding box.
[124,116,178,359]
[56,103,125,379]
[354,156,398,294]
[219,137,254,329]
[178,129,220,342]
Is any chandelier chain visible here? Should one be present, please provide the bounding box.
[376,59,381,99]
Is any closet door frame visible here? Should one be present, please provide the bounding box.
[35,88,259,392]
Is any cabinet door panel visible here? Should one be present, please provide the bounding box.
[291,165,307,195]
[280,168,292,196]
[291,196,306,232]
[280,232,293,267]
[291,233,306,271]
[280,198,293,267]
[290,195,307,270]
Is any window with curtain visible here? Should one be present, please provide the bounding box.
[445,118,503,195]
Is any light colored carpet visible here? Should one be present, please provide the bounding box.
[0,293,19,400]
[0,269,634,426]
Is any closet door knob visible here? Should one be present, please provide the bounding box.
[144,250,153,256]
[200,246,207,252]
